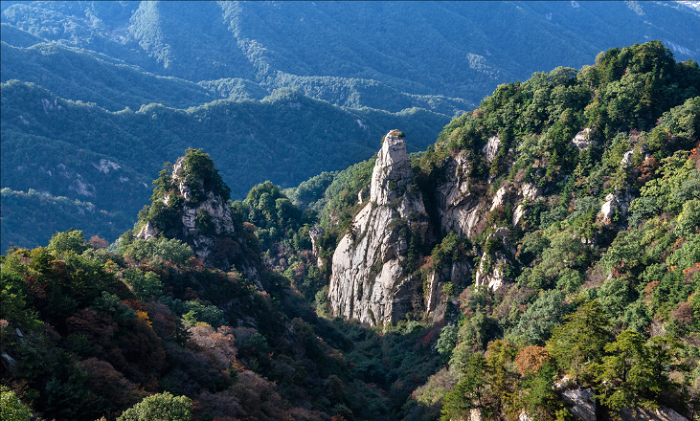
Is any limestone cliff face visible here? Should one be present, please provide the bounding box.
[329,130,428,326]
[434,150,541,239]
[328,131,557,325]
[137,155,260,285]
[430,149,543,293]
[434,152,490,240]
[424,260,470,321]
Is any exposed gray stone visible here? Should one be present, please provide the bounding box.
[329,131,428,326]
[598,187,634,225]
[483,135,501,163]
[572,128,593,151]
[309,226,325,267]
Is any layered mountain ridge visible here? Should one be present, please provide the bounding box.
[4,1,700,252]
[3,1,700,110]
[1,40,700,421]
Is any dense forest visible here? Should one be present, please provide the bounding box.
[0,82,448,252]
[2,41,700,421]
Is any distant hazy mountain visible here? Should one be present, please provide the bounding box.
[3,1,699,110]
[0,80,449,250]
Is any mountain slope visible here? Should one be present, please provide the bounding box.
[0,38,225,111]
[289,40,700,419]
[1,41,699,421]
[0,150,415,421]
[0,81,449,251]
[3,1,699,109]
[0,35,470,117]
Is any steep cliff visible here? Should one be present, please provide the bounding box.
[329,130,429,326]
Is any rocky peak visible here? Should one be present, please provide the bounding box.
[136,150,260,285]
[329,130,428,326]
[370,130,414,206]
[170,156,237,238]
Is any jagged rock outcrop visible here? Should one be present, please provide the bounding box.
[554,378,689,421]
[519,411,532,421]
[475,227,514,290]
[432,151,544,291]
[435,152,490,239]
[136,154,260,285]
[435,152,541,240]
[425,261,470,320]
[571,128,593,151]
[556,381,597,421]
[309,226,325,267]
[620,408,689,421]
[329,130,428,326]
[513,183,541,226]
[598,187,634,225]
[597,144,645,226]
[1,352,18,375]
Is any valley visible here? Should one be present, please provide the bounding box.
[1,2,700,421]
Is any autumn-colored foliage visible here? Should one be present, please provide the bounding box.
[672,302,694,326]
[515,345,551,375]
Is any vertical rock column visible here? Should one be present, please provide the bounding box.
[328,130,428,326]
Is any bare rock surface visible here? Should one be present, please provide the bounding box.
[483,135,501,163]
[619,408,689,421]
[329,131,428,326]
[572,128,593,150]
[309,226,325,267]
[435,152,488,240]
[425,261,471,320]
[554,377,688,421]
[598,187,634,225]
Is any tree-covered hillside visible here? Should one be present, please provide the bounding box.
[0,81,448,251]
[0,35,224,112]
[0,31,468,117]
[2,41,699,421]
[276,41,700,420]
[0,150,444,421]
[406,41,700,421]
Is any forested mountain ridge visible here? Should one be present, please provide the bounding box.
[0,80,448,252]
[0,35,224,112]
[0,30,468,117]
[3,0,700,253]
[2,1,700,110]
[2,41,700,421]
[268,40,700,420]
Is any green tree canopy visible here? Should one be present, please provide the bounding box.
[117,392,192,421]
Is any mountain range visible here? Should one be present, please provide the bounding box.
[2,38,699,421]
[3,1,700,251]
